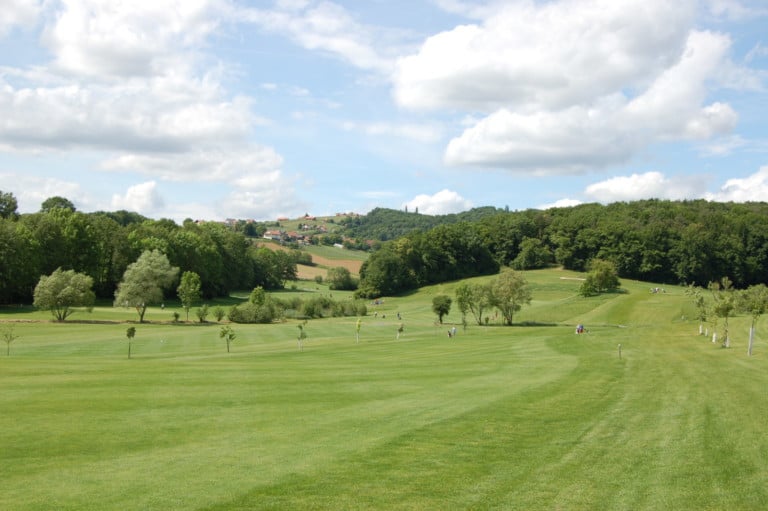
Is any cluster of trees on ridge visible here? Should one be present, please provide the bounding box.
[353,200,768,297]
[0,193,299,304]
[4,190,768,308]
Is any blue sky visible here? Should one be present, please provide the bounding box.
[0,0,767,223]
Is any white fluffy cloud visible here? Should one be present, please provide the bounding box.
[707,167,768,202]
[584,171,709,202]
[42,0,224,78]
[403,189,472,215]
[111,181,165,214]
[395,0,745,174]
[241,1,393,73]
[101,146,284,182]
[0,80,255,153]
[0,0,40,37]
[396,0,696,112]
[0,0,254,156]
[0,172,85,212]
[0,0,304,221]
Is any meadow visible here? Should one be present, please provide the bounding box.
[1,269,767,510]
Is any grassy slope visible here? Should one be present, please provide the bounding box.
[1,271,767,510]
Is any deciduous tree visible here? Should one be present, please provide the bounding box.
[490,268,532,326]
[33,268,95,321]
[40,196,76,213]
[709,277,736,348]
[2,325,19,356]
[220,325,235,353]
[126,326,136,359]
[579,259,621,297]
[177,271,202,321]
[455,281,492,326]
[196,304,209,323]
[685,285,709,335]
[327,266,356,290]
[0,190,18,219]
[432,294,452,324]
[114,250,179,322]
[738,283,768,355]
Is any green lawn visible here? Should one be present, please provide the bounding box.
[2,270,767,510]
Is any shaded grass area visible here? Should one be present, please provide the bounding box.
[2,269,768,510]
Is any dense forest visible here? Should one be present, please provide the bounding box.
[354,200,768,297]
[339,206,504,242]
[0,195,297,304]
[2,191,768,304]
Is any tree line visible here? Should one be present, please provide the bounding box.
[0,194,298,304]
[354,200,768,297]
[5,192,768,305]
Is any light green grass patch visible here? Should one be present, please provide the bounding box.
[2,269,767,510]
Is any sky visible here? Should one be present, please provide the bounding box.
[0,0,767,223]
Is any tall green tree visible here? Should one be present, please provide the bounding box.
[33,268,95,321]
[356,247,411,298]
[511,237,552,270]
[432,294,452,324]
[327,266,356,290]
[0,220,40,304]
[490,268,532,326]
[114,250,179,322]
[579,259,621,297]
[455,281,493,326]
[40,196,76,212]
[177,271,202,322]
[0,191,18,219]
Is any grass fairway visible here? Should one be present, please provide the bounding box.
[2,270,768,510]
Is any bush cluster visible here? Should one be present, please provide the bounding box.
[228,289,367,324]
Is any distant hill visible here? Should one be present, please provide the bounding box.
[338,206,504,241]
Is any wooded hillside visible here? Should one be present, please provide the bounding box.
[2,197,767,304]
[352,200,768,296]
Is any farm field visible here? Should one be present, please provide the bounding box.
[254,241,365,280]
[2,269,767,510]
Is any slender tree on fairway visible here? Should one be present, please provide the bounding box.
[709,277,736,348]
[2,325,19,356]
[686,285,709,336]
[297,322,307,351]
[114,250,179,323]
[738,284,768,356]
[177,271,202,322]
[220,325,235,353]
[126,326,136,359]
